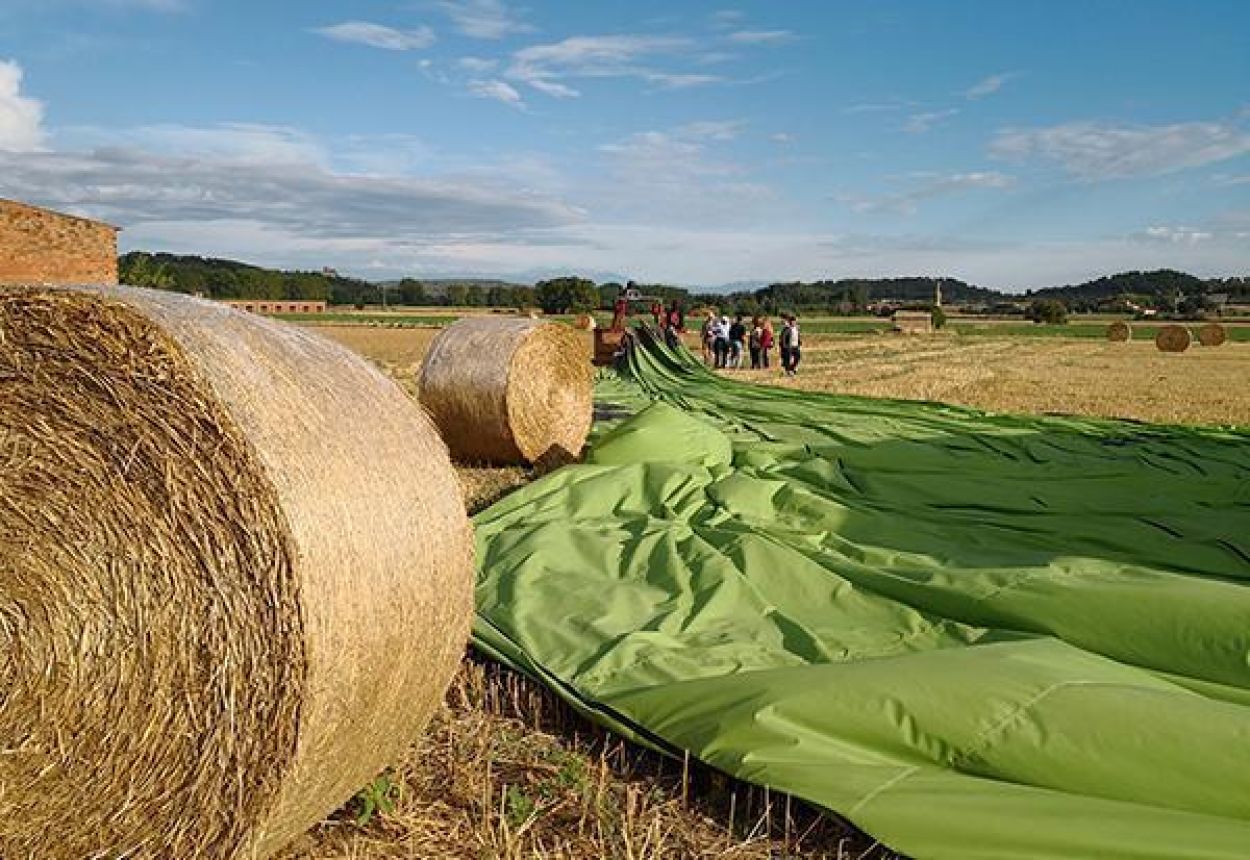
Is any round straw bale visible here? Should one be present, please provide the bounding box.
[1154,324,1192,353]
[1197,322,1227,347]
[419,317,593,465]
[0,286,473,859]
[575,312,597,331]
[1106,321,1132,342]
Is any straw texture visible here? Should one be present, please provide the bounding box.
[574,313,597,331]
[419,317,592,465]
[1106,321,1132,342]
[1155,324,1192,353]
[0,285,473,859]
[1197,323,1227,347]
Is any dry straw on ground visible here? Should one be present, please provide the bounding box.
[419,317,593,465]
[1198,322,1228,347]
[1106,321,1132,342]
[1155,324,1192,353]
[0,286,473,859]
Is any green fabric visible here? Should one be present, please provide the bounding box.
[472,333,1250,859]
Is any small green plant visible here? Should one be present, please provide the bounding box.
[504,784,538,827]
[931,305,947,330]
[352,773,398,825]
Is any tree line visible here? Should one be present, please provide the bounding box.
[120,253,1246,317]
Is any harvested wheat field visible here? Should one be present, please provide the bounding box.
[742,333,1250,427]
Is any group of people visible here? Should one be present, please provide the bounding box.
[701,312,802,375]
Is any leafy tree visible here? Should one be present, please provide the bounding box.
[446,284,471,307]
[396,279,428,305]
[931,305,947,329]
[1027,299,1068,325]
[534,277,598,314]
[119,252,175,290]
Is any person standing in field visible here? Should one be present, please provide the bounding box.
[780,314,802,375]
[728,314,747,369]
[713,315,731,368]
[665,303,684,349]
[760,318,774,368]
[701,311,717,365]
[748,317,763,369]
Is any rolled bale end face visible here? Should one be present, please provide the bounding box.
[1106,322,1132,342]
[1197,323,1227,347]
[419,317,593,466]
[1154,324,1192,353]
[0,286,474,859]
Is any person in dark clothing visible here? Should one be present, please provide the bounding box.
[748,317,763,369]
[728,315,747,369]
[780,314,802,375]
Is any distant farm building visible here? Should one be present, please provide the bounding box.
[222,299,327,315]
[892,310,933,334]
[0,198,119,285]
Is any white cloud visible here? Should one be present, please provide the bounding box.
[726,29,796,45]
[644,72,723,89]
[438,0,533,40]
[506,35,700,98]
[1138,225,1215,245]
[770,132,794,144]
[313,22,435,51]
[838,171,1014,216]
[964,72,1014,100]
[467,78,524,108]
[457,56,499,73]
[0,60,45,152]
[1211,172,1250,186]
[904,108,959,134]
[0,141,579,269]
[991,119,1250,180]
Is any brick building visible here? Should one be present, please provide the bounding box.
[0,198,119,286]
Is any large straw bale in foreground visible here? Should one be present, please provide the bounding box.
[0,286,473,859]
[419,317,593,465]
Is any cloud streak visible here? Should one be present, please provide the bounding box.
[964,72,1014,100]
[838,171,1014,215]
[505,34,711,98]
[904,108,959,134]
[726,29,796,45]
[438,0,533,39]
[991,118,1250,179]
[313,22,435,51]
[467,78,524,108]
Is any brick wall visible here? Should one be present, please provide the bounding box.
[0,199,118,286]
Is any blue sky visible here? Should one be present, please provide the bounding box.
[1,0,1247,289]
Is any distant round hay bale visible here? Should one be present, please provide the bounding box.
[1106,321,1132,342]
[0,286,473,859]
[1154,324,1192,353]
[575,312,597,330]
[419,317,593,465]
[1197,322,1227,347]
